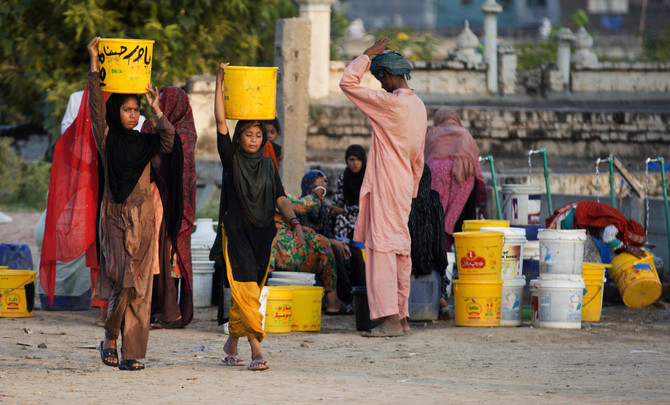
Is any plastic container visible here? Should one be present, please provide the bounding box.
[453,279,502,327]
[501,183,543,225]
[264,287,293,333]
[500,276,526,326]
[408,270,441,321]
[352,286,382,331]
[581,262,608,322]
[192,261,215,307]
[97,38,154,93]
[0,244,33,270]
[538,229,586,276]
[461,219,509,232]
[352,241,366,262]
[289,286,324,331]
[512,225,543,241]
[0,269,37,318]
[536,276,585,329]
[609,251,662,308]
[453,231,504,281]
[223,66,278,120]
[481,227,527,278]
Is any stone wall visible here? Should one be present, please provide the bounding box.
[307,103,670,162]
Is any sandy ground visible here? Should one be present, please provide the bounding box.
[2,212,670,404]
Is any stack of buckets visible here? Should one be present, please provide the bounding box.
[263,272,325,333]
[480,227,527,326]
[532,229,587,329]
[452,220,507,327]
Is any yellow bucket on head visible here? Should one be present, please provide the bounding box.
[454,231,504,281]
[581,262,610,322]
[98,38,154,94]
[461,219,510,232]
[453,280,502,327]
[609,251,661,308]
[290,286,324,331]
[223,66,278,120]
[264,287,293,333]
[0,270,37,318]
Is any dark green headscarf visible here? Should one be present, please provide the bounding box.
[370,50,413,80]
[232,120,277,228]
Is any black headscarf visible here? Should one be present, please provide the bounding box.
[342,145,367,206]
[105,93,162,203]
[232,120,277,228]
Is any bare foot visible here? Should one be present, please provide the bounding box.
[400,317,411,333]
[223,337,239,356]
[378,316,403,334]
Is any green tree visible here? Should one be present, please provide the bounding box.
[0,0,297,141]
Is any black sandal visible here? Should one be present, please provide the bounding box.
[99,341,118,367]
[118,359,145,371]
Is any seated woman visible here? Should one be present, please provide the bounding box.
[271,184,351,315]
[297,170,365,311]
[333,145,366,240]
[546,201,645,262]
[425,108,487,251]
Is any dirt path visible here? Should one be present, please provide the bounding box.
[1,211,670,403]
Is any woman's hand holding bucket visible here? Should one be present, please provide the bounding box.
[87,37,100,72]
[145,85,162,116]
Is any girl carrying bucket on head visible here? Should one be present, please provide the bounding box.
[87,37,176,371]
[210,62,304,371]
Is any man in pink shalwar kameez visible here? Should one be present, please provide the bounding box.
[340,37,426,337]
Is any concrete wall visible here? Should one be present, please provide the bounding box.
[572,61,670,93]
[328,60,488,96]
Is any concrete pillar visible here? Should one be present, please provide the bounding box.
[275,18,312,197]
[498,41,517,95]
[295,0,336,100]
[481,0,503,94]
[556,27,576,86]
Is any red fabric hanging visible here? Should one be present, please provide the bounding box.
[39,85,100,305]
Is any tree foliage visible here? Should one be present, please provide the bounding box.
[0,0,297,140]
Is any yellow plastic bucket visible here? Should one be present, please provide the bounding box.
[461,219,509,232]
[290,286,324,331]
[264,287,293,333]
[223,66,278,120]
[0,269,37,318]
[609,251,662,308]
[98,38,154,93]
[581,263,610,322]
[453,280,502,327]
[454,231,504,281]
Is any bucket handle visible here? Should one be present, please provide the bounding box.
[0,277,34,299]
[582,285,602,308]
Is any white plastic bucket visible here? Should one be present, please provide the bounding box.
[536,276,585,329]
[481,227,527,278]
[192,261,215,307]
[524,241,540,260]
[530,279,539,327]
[502,184,544,226]
[538,229,586,276]
[500,276,526,326]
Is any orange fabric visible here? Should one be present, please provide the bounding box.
[365,248,411,319]
[40,85,99,305]
[262,142,279,169]
[150,182,163,275]
[340,54,426,254]
[424,108,480,184]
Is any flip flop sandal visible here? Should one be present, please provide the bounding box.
[247,358,269,371]
[221,354,245,366]
[118,359,145,371]
[99,341,118,367]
